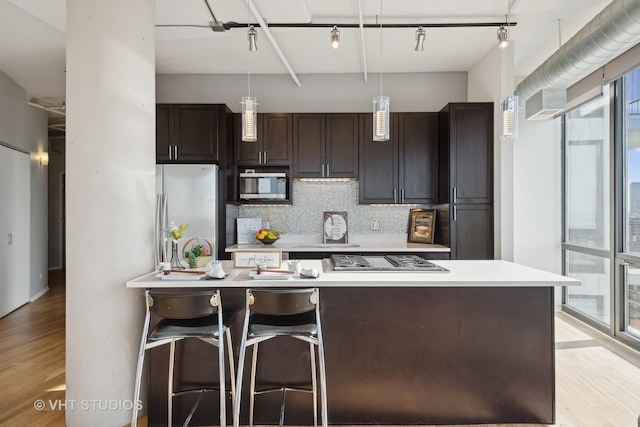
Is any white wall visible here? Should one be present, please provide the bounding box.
[157,72,467,112]
[0,70,49,299]
[513,116,563,304]
[467,45,514,261]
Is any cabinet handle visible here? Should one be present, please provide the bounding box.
[400,189,405,203]
[168,146,172,160]
[8,233,12,245]
[326,164,330,177]
[259,151,262,164]
[174,146,178,160]
[452,187,457,203]
[322,164,325,177]
[264,151,268,164]
[453,205,457,221]
[393,189,397,204]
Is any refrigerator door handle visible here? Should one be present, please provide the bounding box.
[154,194,161,266]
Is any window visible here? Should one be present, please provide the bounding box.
[563,87,612,327]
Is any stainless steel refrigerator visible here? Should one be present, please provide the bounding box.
[155,164,219,266]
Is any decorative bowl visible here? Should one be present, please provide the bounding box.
[257,237,278,245]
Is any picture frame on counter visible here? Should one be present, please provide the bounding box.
[408,208,436,244]
[233,250,282,268]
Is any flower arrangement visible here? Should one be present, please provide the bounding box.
[164,218,188,243]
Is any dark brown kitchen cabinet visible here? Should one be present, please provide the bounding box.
[293,113,358,178]
[437,102,494,259]
[156,104,228,164]
[435,204,493,260]
[359,112,438,204]
[235,113,293,165]
[438,103,493,204]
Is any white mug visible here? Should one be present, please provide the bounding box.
[288,260,302,275]
[207,261,225,279]
[159,262,171,273]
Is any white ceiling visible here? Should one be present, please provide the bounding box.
[0,0,613,104]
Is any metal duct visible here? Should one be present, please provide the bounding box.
[515,0,640,104]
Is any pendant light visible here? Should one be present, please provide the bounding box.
[241,2,257,142]
[373,0,390,142]
[499,7,518,140]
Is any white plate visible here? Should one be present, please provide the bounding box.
[249,271,293,280]
[155,272,207,281]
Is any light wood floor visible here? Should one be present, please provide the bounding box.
[2,271,640,427]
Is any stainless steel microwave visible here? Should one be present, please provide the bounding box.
[239,172,287,200]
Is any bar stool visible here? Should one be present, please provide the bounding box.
[233,288,327,427]
[131,289,236,427]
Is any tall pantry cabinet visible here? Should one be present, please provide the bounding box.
[0,144,30,317]
[438,103,494,260]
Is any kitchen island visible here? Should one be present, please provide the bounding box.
[127,260,579,426]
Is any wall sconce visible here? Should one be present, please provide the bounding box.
[39,152,50,166]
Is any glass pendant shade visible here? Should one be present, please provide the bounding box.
[241,96,257,142]
[373,96,390,141]
[500,95,518,140]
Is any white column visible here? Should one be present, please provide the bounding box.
[65,1,155,426]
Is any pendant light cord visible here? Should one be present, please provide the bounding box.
[247,0,251,98]
[379,0,383,97]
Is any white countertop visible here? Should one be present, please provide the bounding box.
[126,259,580,288]
[226,241,450,253]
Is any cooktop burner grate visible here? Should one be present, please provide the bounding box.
[329,254,447,272]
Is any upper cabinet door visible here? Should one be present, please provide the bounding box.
[293,114,325,177]
[359,113,399,204]
[174,104,219,162]
[293,113,358,178]
[398,112,438,204]
[234,113,263,165]
[156,104,174,163]
[326,114,359,178]
[262,113,293,165]
[157,104,221,164]
[439,103,493,204]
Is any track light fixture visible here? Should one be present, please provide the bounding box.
[415,26,425,51]
[248,25,258,51]
[497,25,508,49]
[330,26,340,49]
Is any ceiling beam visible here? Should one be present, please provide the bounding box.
[357,0,368,83]
[244,0,301,87]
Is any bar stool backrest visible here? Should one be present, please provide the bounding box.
[147,289,220,319]
[247,288,317,316]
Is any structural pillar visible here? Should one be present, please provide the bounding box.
[65,1,155,425]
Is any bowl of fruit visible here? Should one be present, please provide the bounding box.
[255,229,281,245]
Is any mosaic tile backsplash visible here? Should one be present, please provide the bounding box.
[237,180,431,236]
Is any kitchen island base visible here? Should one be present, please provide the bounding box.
[147,286,554,426]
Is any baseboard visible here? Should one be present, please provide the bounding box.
[30,286,50,302]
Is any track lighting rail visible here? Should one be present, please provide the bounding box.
[157,21,517,31]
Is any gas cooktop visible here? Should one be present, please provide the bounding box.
[329,254,448,272]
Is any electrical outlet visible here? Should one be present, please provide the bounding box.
[370,220,380,230]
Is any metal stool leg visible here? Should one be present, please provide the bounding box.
[226,328,236,424]
[234,310,250,427]
[219,332,227,427]
[249,342,259,427]
[168,340,176,427]
[310,342,318,427]
[316,305,328,427]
